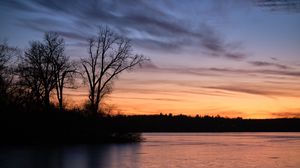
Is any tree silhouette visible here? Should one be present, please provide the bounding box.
[0,41,11,96]
[81,26,147,115]
[18,32,75,109]
[52,44,77,111]
[0,41,16,106]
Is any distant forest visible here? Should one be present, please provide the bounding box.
[111,113,300,132]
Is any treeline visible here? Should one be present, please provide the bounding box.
[1,110,299,144]
[108,114,300,132]
[0,26,146,115]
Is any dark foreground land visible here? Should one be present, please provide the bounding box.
[1,110,300,144]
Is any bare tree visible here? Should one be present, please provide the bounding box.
[81,27,147,115]
[53,55,77,111]
[18,32,75,110]
[0,41,12,94]
[0,41,18,106]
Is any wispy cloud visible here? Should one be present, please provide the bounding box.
[111,96,183,102]
[141,62,300,78]
[248,61,290,69]
[271,111,300,118]
[207,67,300,77]
[140,61,159,69]
[254,0,300,12]
[203,85,300,97]
[204,85,276,96]
[1,0,248,60]
[54,31,89,41]
[130,62,300,98]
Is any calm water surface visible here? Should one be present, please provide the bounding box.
[1,133,300,168]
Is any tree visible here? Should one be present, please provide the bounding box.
[53,54,77,111]
[0,41,11,96]
[81,27,147,115]
[0,41,18,106]
[18,41,46,106]
[18,32,75,110]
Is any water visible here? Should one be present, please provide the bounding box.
[1,133,300,168]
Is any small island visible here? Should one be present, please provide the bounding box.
[1,27,147,144]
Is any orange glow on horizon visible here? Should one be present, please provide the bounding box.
[62,68,300,119]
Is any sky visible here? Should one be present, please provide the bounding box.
[1,0,300,118]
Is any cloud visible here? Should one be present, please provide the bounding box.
[204,85,279,96]
[248,61,290,69]
[225,53,246,60]
[271,111,300,118]
[254,0,300,12]
[123,62,300,98]
[208,67,300,77]
[132,38,183,52]
[140,62,300,78]
[111,96,183,102]
[270,57,278,61]
[0,0,38,12]
[1,0,247,60]
[204,83,300,97]
[139,61,159,70]
[16,17,67,33]
[55,31,89,41]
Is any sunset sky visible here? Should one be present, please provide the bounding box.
[1,0,300,118]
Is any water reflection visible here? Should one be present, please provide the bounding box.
[1,133,300,168]
[0,144,141,168]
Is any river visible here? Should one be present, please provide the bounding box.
[1,133,300,168]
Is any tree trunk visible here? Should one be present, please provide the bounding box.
[89,87,98,115]
[93,102,99,115]
[44,91,50,110]
[58,81,64,111]
[58,98,63,111]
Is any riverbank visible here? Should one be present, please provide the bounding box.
[1,110,299,144]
